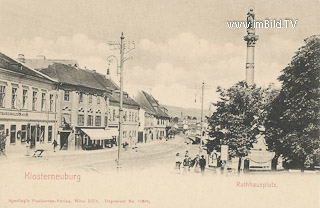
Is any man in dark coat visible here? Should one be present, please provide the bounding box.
[199,155,206,173]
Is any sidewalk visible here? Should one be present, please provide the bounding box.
[0,136,183,161]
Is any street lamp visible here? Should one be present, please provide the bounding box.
[107,55,120,76]
[107,32,135,170]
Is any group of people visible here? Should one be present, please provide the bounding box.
[175,151,206,174]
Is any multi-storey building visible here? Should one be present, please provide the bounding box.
[0,52,58,153]
[93,75,140,147]
[135,91,170,143]
[39,63,115,150]
[39,63,139,150]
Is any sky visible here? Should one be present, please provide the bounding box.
[0,0,319,109]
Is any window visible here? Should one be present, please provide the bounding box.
[11,88,17,109]
[40,126,45,143]
[79,92,83,103]
[21,125,27,143]
[129,112,132,121]
[95,116,101,126]
[48,126,52,142]
[97,96,100,104]
[87,115,93,126]
[0,125,5,133]
[49,94,53,112]
[10,125,16,144]
[104,115,108,127]
[64,91,70,101]
[36,126,40,142]
[123,131,127,138]
[41,92,46,111]
[62,114,71,126]
[32,91,37,110]
[113,109,115,121]
[0,86,5,108]
[78,114,84,126]
[88,95,92,103]
[124,111,127,121]
[22,89,28,109]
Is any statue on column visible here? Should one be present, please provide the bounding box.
[247,8,255,34]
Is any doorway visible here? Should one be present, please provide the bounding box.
[60,132,70,150]
[30,126,36,149]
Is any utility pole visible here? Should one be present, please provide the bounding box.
[118,33,124,169]
[108,33,135,169]
[200,81,204,153]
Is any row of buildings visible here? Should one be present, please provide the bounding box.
[0,53,170,153]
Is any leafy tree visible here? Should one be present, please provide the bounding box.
[172,117,179,123]
[207,81,268,172]
[264,35,320,170]
[0,131,6,156]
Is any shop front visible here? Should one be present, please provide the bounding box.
[76,127,118,150]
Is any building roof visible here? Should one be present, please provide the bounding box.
[40,63,139,107]
[135,91,169,118]
[40,63,108,92]
[0,52,56,83]
[24,58,79,70]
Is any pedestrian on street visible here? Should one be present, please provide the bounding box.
[193,155,200,172]
[185,150,189,158]
[183,155,189,173]
[188,157,192,171]
[199,155,206,174]
[52,139,58,152]
[175,153,182,173]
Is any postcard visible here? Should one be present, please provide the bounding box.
[0,0,319,207]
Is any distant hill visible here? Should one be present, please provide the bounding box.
[163,105,211,119]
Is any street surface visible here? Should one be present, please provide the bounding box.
[0,135,319,208]
[0,135,206,174]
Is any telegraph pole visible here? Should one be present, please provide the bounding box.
[118,33,124,169]
[200,81,204,153]
[108,33,135,170]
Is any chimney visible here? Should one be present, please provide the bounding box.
[37,55,46,60]
[105,67,111,79]
[17,54,25,63]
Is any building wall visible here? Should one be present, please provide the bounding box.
[0,70,57,153]
[56,88,109,150]
[109,101,139,147]
[154,117,170,140]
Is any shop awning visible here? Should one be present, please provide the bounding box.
[81,128,118,140]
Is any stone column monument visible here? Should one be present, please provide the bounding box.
[244,8,259,85]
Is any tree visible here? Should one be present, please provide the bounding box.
[0,131,6,156]
[207,81,267,172]
[264,35,320,170]
[172,117,179,123]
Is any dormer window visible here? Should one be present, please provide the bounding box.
[88,95,92,103]
[64,90,70,101]
[79,92,84,103]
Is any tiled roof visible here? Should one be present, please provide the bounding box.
[135,91,169,118]
[24,59,79,70]
[40,63,139,107]
[40,63,108,91]
[0,52,56,82]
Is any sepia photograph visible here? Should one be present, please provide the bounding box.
[0,0,319,207]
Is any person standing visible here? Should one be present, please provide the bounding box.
[175,153,182,173]
[193,155,200,172]
[199,155,206,174]
[183,155,190,173]
[52,139,58,152]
